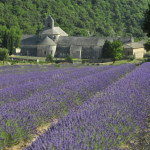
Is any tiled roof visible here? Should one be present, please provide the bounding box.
[57,36,131,46]
[39,27,68,36]
[123,42,144,49]
[21,35,38,46]
[38,36,56,46]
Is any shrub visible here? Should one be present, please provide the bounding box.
[144,51,150,58]
[143,58,150,62]
[65,56,73,63]
[45,54,53,62]
[0,48,9,64]
[144,40,150,51]
[127,55,135,60]
[55,64,60,68]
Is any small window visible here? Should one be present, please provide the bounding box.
[48,23,50,27]
[44,51,46,55]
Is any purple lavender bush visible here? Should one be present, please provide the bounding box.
[0,64,135,148]
[25,63,150,150]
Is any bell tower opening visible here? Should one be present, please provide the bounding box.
[45,15,54,29]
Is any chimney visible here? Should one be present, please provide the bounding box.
[130,34,134,43]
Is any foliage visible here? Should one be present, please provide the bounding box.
[0,25,22,55]
[0,64,135,148]
[144,51,150,57]
[102,40,112,58]
[0,48,9,64]
[126,55,135,60]
[22,63,150,150]
[144,39,150,51]
[55,63,60,68]
[0,0,148,37]
[111,40,124,61]
[142,4,150,37]
[102,40,124,62]
[65,56,73,63]
[45,54,53,62]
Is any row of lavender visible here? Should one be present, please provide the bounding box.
[0,64,135,148]
[0,66,113,105]
[25,62,150,150]
[0,64,79,88]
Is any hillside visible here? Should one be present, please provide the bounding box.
[0,0,149,37]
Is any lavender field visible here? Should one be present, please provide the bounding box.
[0,63,149,149]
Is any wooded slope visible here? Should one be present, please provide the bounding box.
[0,0,148,37]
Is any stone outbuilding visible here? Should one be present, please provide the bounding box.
[123,42,146,59]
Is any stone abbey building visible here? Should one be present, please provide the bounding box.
[20,16,132,59]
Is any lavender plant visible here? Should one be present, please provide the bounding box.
[25,63,150,150]
[0,64,135,148]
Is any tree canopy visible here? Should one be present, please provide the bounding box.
[144,40,150,51]
[111,40,124,62]
[0,26,22,55]
[0,0,148,37]
[0,48,9,64]
[102,40,124,62]
[102,40,112,58]
[142,3,150,37]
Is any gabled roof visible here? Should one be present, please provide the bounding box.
[58,36,103,46]
[57,36,131,47]
[38,36,56,46]
[123,42,144,49]
[21,35,38,46]
[39,28,59,35]
[46,15,54,22]
[39,27,68,36]
[54,27,68,36]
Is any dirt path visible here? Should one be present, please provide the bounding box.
[5,119,58,150]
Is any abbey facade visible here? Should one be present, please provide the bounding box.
[19,16,132,59]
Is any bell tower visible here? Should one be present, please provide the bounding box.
[45,15,54,29]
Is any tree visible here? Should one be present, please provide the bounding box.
[0,48,9,64]
[0,25,22,55]
[144,40,150,51]
[111,40,124,63]
[142,3,150,37]
[102,40,112,58]
[0,0,148,38]
[102,40,123,63]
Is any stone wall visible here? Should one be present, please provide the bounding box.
[82,46,101,59]
[124,48,133,56]
[70,45,82,59]
[55,46,70,58]
[37,45,56,57]
[133,48,146,59]
[20,47,37,56]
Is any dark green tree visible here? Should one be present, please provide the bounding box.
[102,39,123,63]
[102,40,112,58]
[0,48,9,64]
[144,39,150,51]
[0,26,22,55]
[142,3,150,37]
[0,0,148,37]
